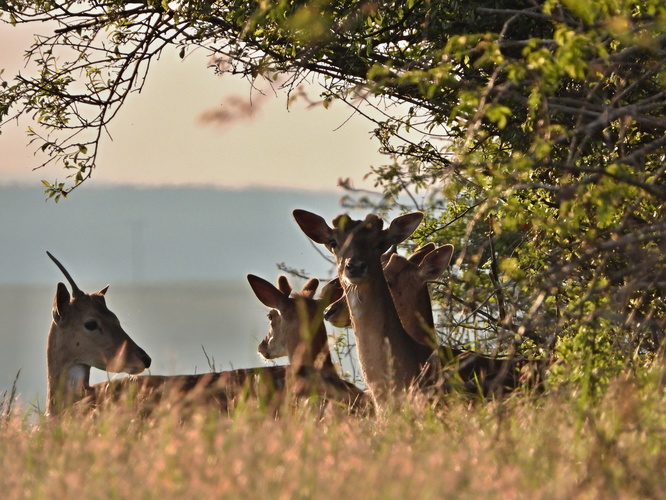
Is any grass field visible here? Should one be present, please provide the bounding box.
[2,370,666,500]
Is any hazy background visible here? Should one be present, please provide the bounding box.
[0,184,369,408]
[0,21,391,408]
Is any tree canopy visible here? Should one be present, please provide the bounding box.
[2,0,666,393]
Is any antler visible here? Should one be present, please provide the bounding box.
[46,251,84,297]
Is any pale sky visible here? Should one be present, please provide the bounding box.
[0,22,384,192]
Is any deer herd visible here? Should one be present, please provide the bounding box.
[44,209,533,418]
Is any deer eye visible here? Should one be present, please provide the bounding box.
[328,239,338,249]
[84,320,99,332]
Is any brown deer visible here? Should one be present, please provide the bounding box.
[247,274,369,411]
[381,245,538,395]
[45,252,152,416]
[89,366,294,416]
[292,210,433,401]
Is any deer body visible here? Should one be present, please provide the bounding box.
[87,366,293,415]
[293,210,434,401]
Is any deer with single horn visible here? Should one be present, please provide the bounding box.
[292,210,433,402]
[45,251,152,416]
[46,252,290,416]
[247,274,369,412]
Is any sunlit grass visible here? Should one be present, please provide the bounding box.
[2,372,666,499]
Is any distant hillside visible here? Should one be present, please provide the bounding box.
[0,184,356,285]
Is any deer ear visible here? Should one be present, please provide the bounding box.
[419,245,454,281]
[408,242,436,264]
[301,278,320,299]
[383,253,409,275]
[385,212,423,245]
[247,274,290,310]
[319,278,344,306]
[293,209,333,245]
[53,282,71,323]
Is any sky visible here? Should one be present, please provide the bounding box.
[0,21,384,192]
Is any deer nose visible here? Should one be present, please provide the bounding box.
[323,305,334,321]
[258,339,268,355]
[345,260,367,278]
[139,349,152,369]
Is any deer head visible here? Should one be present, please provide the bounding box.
[292,211,424,288]
[46,252,151,415]
[247,274,343,372]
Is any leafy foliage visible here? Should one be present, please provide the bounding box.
[2,0,666,390]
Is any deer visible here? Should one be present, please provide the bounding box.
[292,210,529,403]
[45,251,152,416]
[324,243,454,348]
[292,210,434,402]
[253,275,337,370]
[383,246,542,396]
[247,274,369,412]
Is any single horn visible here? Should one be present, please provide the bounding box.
[47,251,84,297]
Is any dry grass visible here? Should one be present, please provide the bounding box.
[2,374,666,500]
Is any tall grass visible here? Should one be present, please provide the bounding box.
[0,369,20,419]
[2,372,666,499]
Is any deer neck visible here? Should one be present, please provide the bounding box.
[343,262,432,396]
[399,287,438,348]
[287,310,335,373]
[46,322,92,415]
[308,321,336,372]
